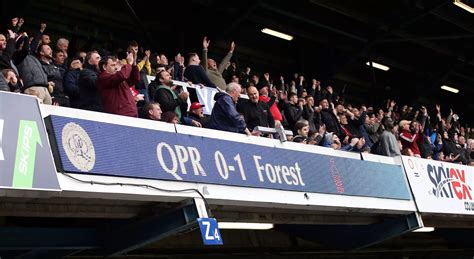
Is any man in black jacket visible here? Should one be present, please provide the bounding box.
[284,92,303,133]
[319,98,343,138]
[237,86,274,132]
[78,51,102,111]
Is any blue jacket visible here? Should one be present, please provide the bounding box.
[208,92,247,133]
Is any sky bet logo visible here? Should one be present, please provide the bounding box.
[428,164,472,200]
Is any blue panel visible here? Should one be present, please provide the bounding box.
[49,115,411,200]
[0,92,60,190]
[197,218,223,245]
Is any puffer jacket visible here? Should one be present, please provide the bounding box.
[17,55,48,90]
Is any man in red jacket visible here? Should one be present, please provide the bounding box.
[96,51,140,117]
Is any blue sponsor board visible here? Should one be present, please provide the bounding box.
[48,115,411,200]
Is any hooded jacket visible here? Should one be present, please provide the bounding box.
[208,92,246,133]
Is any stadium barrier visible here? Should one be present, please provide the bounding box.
[3,91,474,217]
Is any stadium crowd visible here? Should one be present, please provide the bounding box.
[0,18,472,165]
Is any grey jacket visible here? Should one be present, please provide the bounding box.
[379,130,401,157]
[203,49,233,90]
[0,73,9,91]
[17,55,48,90]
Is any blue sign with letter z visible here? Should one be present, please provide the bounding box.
[198,218,223,245]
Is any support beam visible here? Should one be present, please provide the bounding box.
[99,199,201,257]
[276,213,422,250]
[259,3,367,43]
[0,227,98,250]
[375,34,474,43]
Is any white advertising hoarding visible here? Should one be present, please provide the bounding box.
[402,156,474,215]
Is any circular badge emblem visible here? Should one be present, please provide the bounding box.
[62,122,95,172]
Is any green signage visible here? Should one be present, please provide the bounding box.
[12,120,42,188]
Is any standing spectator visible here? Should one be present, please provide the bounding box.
[0,30,16,71]
[239,67,251,88]
[63,57,83,108]
[399,120,421,157]
[52,49,66,69]
[308,78,323,103]
[458,135,470,164]
[324,85,337,104]
[30,22,50,53]
[284,92,303,132]
[319,99,343,138]
[56,38,70,69]
[14,37,52,104]
[183,52,216,88]
[9,17,24,33]
[172,53,185,81]
[153,70,189,123]
[376,117,401,157]
[468,140,474,165]
[78,51,102,111]
[56,38,69,56]
[223,61,237,83]
[208,82,254,135]
[365,113,381,145]
[38,45,69,106]
[202,37,235,90]
[296,75,305,97]
[302,95,317,131]
[259,82,283,127]
[136,49,152,103]
[431,133,444,160]
[442,130,466,164]
[237,86,274,132]
[96,52,140,117]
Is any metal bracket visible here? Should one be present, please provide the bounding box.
[254,126,293,142]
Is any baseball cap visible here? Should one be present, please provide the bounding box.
[190,102,205,110]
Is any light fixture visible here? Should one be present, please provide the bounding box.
[218,222,274,230]
[366,61,390,71]
[413,227,435,232]
[261,28,294,41]
[454,0,474,13]
[441,85,460,94]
